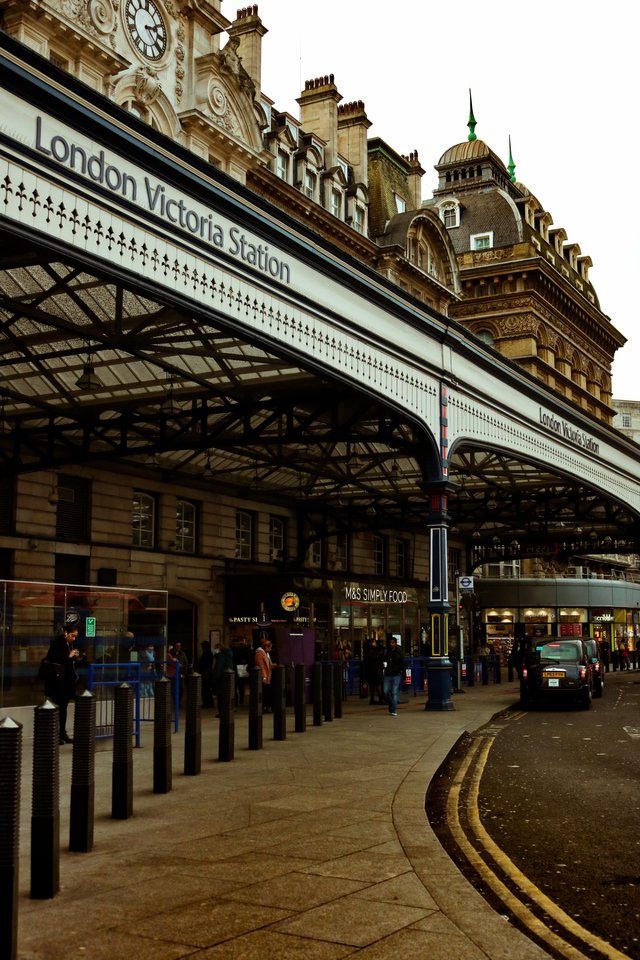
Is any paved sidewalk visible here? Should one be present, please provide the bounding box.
[12,681,553,960]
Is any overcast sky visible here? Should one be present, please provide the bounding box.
[254,0,636,401]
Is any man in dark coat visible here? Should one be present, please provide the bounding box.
[382,635,405,717]
[44,609,82,744]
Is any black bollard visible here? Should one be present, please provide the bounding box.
[218,669,235,761]
[248,667,263,750]
[311,662,323,726]
[112,683,133,820]
[272,665,286,741]
[69,690,96,853]
[481,656,489,685]
[0,716,22,960]
[322,661,334,722]
[294,663,306,733]
[333,662,343,719]
[153,677,172,793]
[466,655,474,687]
[184,672,201,776]
[31,699,59,899]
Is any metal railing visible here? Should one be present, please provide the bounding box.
[86,661,181,745]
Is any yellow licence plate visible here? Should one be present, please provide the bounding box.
[543,671,564,678]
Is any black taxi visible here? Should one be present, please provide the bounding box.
[520,638,593,709]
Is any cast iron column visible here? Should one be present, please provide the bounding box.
[425,479,454,711]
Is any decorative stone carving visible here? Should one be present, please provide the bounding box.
[497,315,539,336]
[215,38,255,99]
[208,83,228,117]
[61,0,84,19]
[134,66,162,104]
[206,82,239,135]
[88,0,115,33]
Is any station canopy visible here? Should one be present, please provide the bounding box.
[1,225,638,566]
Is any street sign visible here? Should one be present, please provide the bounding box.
[458,576,474,593]
[85,616,96,638]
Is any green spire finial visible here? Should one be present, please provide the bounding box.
[507,135,516,183]
[467,89,477,141]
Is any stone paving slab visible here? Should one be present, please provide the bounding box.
[8,683,554,959]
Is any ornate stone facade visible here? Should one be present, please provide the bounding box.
[0,1,623,424]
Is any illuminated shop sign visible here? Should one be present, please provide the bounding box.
[343,585,411,604]
[281,592,300,612]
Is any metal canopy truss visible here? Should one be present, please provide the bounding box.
[1,230,639,558]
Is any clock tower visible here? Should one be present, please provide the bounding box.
[0,0,267,181]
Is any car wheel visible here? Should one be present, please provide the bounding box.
[593,680,603,698]
[520,686,533,709]
[579,686,592,709]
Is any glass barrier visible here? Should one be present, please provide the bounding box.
[0,579,168,709]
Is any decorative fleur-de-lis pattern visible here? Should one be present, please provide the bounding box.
[1,155,441,439]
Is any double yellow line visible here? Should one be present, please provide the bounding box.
[446,736,631,960]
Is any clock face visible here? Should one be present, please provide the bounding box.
[125,0,168,61]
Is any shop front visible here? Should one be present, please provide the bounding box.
[224,574,331,658]
[333,581,426,658]
[476,578,640,664]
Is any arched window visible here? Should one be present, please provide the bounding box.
[476,329,495,348]
[440,201,460,228]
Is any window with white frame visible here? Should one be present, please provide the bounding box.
[440,202,459,228]
[471,231,493,251]
[175,499,196,553]
[276,149,289,182]
[394,193,406,214]
[304,170,316,199]
[331,189,342,218]
[132,491,156,547]
[269,516,285,561]
[354,204,365,234]
[621,413,632,428]
[374,535,386,576]
[235,510,253,560]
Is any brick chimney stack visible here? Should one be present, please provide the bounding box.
[337,100,371,187]
[297,75,342,169]
[227,5,267,97]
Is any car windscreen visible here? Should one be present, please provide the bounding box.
[536,642,580,662]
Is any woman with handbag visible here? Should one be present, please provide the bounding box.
[43,609,82,744]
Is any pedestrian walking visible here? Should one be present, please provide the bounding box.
[382,635,404,717]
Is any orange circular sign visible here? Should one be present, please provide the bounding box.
[281,592,300,612]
